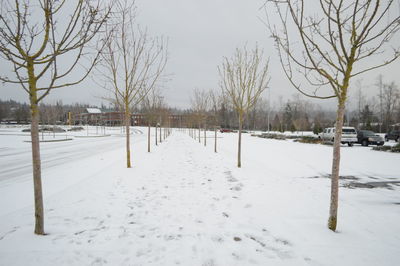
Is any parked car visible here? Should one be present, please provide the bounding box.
[356,130,384,146]
[385,130,399,142]
[220,128,234,133]
[318,126,357,146]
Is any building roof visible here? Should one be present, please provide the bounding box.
[86,108,102,114]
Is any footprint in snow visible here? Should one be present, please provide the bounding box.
[244,233,293,259]
[211,235,224,243]
[230,183,243,191]
[224,171,238,182]
[202,259,216,266]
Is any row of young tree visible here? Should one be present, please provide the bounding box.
[186,0,400,234]
[1,0,399,235]
[0,0,168,235]
[184,76,400,137]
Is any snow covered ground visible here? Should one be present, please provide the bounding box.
[0,125,399,266]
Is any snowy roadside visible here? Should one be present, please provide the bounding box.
[0,129,399,265]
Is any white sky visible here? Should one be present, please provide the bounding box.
[1,0,399,110]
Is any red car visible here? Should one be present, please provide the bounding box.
[220,128,234,133]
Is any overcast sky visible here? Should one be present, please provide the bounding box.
[1,0,399,110]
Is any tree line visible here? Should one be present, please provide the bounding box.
[2,76,400,134]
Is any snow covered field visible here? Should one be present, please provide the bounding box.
[0,125,399,266]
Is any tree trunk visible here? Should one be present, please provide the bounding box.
[125,109,131,168]
[159,125,162,143]
[204,122,207,147]
[198,125,201,143]
[155,125,158,146]
[27,60,45,235]
[29,90,45,235]
[328,99,346,231]
[238,113,243,168]
[214,126,217,153]
[147,122,151,152]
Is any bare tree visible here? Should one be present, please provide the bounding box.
[154,97,166,146]
[248,97,270,131]
[187,112,198,140]
[382,81,400,132]
[39,101,64,138]
[355,81,366,129]
[100,0,167,168]
[142,89,164,152]
[375,75,385,132]
[155,99,169,144]
[209,90,223,152]
[191,89,209,146]
[159,102,170,143]
[267,0,400,231]
[218,45,270,167]
[0,0,110,235]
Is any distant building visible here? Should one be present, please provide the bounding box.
[73,108,187,127]
[102,111,124,126]
[75,108,103,125]
[74,108,146,126]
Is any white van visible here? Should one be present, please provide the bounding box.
[318,127,357,146]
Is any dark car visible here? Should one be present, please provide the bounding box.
[220,128,233,133]
[357,130,384,146]
[385,130,399,142]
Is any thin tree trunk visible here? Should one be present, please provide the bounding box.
[238,113,243,168]
[125,109,131,168]
[159,125,162,143]
[198,125,201,143]
[214,126,217,153]
[328,100,346,231]
[204,122,207,147]
[147,122,151,152]
[27,59,45,235]
[29,89,45,235]
[155,125,158,146]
